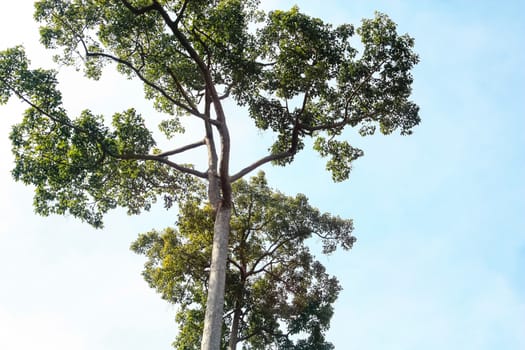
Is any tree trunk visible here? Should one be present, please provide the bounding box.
[201,69,232,349]
[201,203,231,350]
[228,307,241,350]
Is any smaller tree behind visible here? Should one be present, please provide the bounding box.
[131,172,355,350]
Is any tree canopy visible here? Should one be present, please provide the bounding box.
[131,172,355,350]
[0,1,419,348]
[0,2,419,226]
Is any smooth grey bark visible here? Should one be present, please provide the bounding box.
[201,204,231,350]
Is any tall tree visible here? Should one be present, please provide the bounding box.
[131,172,355,350]
[0,1,419,349]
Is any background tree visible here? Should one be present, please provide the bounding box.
[131,172,355,350]
[0,1,419,349]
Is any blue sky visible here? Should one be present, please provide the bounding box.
[1,1,524,349]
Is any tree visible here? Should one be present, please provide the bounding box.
[131,172,355,350]
[0,1,419,349]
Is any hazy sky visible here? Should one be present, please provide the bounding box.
[1,1,524,349]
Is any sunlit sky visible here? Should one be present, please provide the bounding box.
[1,1,524,349]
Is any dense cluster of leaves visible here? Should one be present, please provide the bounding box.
[131,173,355,349]
[0,46,200,227]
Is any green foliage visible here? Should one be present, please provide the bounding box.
[0,47,199,227]
[246,8,419,171]
[131,172,355,349]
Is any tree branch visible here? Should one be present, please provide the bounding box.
[0,76,88,136]
[138,0,214,95]
[118,153,207,178]
[248,234,298,277]
[156,139,206,157]
[219,83,233,100]
[230,118,301,182]
[298,57,389,134]
[203,88,221,207]
[228,258,243,273]
[119,0,157,15]
[165,65,203,114]
[83,49,205,119]
[230,153,289,182]
[174,0,190,27]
